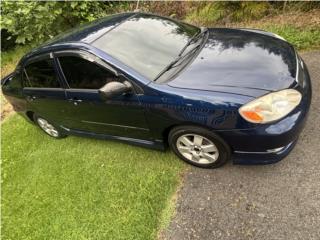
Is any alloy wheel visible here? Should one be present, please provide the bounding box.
[37,118,59,137]
[176,134,219,164]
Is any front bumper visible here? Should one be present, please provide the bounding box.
[219,56,312,165]
[233,140,297,165]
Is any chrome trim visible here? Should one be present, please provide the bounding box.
[234,145,289,155]
[60,126,70,131]
[81,120,149,131]
[267,146,286,153]
[295,52,299,83]
[234,142,294,155]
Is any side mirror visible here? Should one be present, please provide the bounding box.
[99,81,132,100]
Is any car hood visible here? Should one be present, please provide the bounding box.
[168,28,297,98]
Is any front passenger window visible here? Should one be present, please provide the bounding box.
[58,56,118,89]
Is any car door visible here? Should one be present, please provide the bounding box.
[55,51,151,140]
[22,54,67,124]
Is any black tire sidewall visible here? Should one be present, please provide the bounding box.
[33,114,66,139]
[169,126,231,168]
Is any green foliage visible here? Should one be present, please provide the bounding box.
[1,29,16,51]
[139,1,189,19]
[1,1,319,47]
[185,3,222,25]
[185,1,320,26]
[282,1,320,12]
[1,45,31,67]
[1,114,184,239]
[227,2,270,21]
[185,2,271,25]
[1,1,123,45]
[264,25,320,50]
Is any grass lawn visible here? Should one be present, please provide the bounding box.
[225,10,320,51]
[1,115,184,239]
[245,25,320,51]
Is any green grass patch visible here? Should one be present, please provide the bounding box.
[1,45,31,67]
[263,25,320,51]
[1,115,184,240]
[156,169,185,237]
[185,3,222,26]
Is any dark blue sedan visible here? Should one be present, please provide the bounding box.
[2,12,312,168]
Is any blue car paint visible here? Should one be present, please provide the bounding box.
[168,28,297,92]
[1,12,312,165]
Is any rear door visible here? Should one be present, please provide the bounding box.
[22,54,67,124]
[55,51,151,140]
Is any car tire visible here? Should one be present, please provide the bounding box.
[168,125,231,168]
[34,114,67,139]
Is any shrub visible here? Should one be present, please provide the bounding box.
[1,1,319,48]
[1,29,16,51]
[0,1,128,45]
[185,2,271,25]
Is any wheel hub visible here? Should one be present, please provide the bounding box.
[176,134,219,164]
[193,146,201,154]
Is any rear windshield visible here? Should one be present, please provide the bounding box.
[92,14,200,80]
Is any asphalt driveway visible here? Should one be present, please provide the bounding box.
[164,51,320,240]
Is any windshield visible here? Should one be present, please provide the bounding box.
[92,13,201,80]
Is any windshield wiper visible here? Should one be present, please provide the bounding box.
[154,58,180,82]
[154,29,208,82]
[177,27,208,57]
[154,44,202,81]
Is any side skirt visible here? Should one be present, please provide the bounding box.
[60,126,166,151]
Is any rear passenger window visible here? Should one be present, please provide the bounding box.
[24,59,60,88]
[58,56,118,89]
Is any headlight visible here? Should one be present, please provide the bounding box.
[239,89,302,124]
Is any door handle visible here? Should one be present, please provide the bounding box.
[68,98,83,106]
[68,99,83,102]
[26,95,37,101]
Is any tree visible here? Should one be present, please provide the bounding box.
[1,1,116,45]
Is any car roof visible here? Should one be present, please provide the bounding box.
[45,12,137,45]
[18,12,194,85]
[19,12,137,65]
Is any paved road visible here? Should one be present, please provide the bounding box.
[164,51,320,240]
